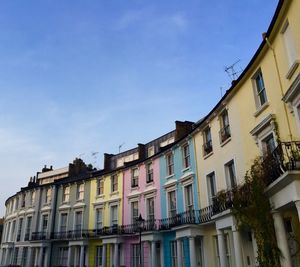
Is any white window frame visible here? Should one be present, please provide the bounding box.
[62,186,70,203]
[73,210,83,231]
[182,143,191,169]
[95,207,103,230]
[184,184,194,212]
[131,168,139,188]
[207,172,217,206]
[96,246,103,267]
[166,152,174,176]
[59,212,69,233]
[146,162,154,183]
[110,204,118,226]
[167,190,177,218]
[111,174,118,193]
[225,160,237,189]
[131,201,139,223]
[76,183,85,201]
[252,69,268,110]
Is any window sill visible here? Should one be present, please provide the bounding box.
[203,151,213,160]
[182,167,190,173]
[146,181,154,187]
[76,199,84,203]
[165,174,174,179]
[110,191,119,197]
[286,60,299,80]
[220,137,231,147]
[96,194,105,199]
[253,101,269,117]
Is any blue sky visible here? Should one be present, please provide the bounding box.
[0,0,277,215]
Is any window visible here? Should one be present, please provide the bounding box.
[6,222,11,241]
[203,127,213,155]
[58,247,68,267]
[166,153,174,176]
[146,162,154,183]
[168,191,177,217]
[131,244,140,267]
[97,179,104,195]
[111,174,118,193]
[75,211,83,231]
[253,70,267,108]
[131,168,139,188]
[207,172,217,205]
[182,144,190,169]
[60,213,68,232]
[15,196,19,210]
[25,216,32,240]
[219,110,231,143]
[13,247,18,265]
[281,20,298,71]
[45,188,52,204]
[225,160,237,189]
[11,220,16,241]
[262,133,276,155]
[22,247,28,267]
[185,184,194,212]
[96,208,103,230]
[42,214,48,233]
[131,201,139,223]
[62,186,70,203]
[213,236,221,267]
[147,197,155,221]
[148,146,155,157]
[225,233,233,267]
[17,218,23,241]
[110,205,118,226]
[21,193,25,208]
[96,246,103,267]
[30,191,35,206]
[170,241,178,267]
[76,183,84,201]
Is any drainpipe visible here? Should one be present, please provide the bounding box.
[265,36,293,141]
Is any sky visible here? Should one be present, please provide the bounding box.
[0,0,278,216]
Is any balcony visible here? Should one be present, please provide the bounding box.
[262,141,300,185]
[203,140,213,156]
[31,231,48,240]
[24,233,30,241]
[219,124,231,144]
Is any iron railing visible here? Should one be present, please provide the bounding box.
[31,231,48,240]
[219,125,231,143]
[262,141,300,185]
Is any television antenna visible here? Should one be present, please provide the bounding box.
[118,143,125,153]
[224,59,243,81]
[91,151,99,168]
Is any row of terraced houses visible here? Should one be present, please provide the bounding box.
[1,0,300,267]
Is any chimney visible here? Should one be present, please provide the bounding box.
[175,121,195,140]
[138,144,146,160]
[104,153,114,171]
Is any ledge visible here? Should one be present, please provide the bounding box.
[286,60,299,80]
[253,101,269,117]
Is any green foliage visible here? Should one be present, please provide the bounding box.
[231,158,281,267]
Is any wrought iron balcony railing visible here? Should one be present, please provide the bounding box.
[219,125,231,143]
[31,231,48,241]
[262,141,300,185]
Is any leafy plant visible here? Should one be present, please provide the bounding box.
[231,158,281,267]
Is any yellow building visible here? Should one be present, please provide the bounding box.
[192,0,300,267]
[88,167,123,267]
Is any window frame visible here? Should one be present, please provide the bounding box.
[252,69,268,110]
[146,162,154,183]
[168,190,177,218]
[111,174,118,193]
[62,186,70,203]
[225,160,237,189]
[184,184,194,212]
[182,143,191,169]
[131,201,139,223]
[203,127,213,156]
[131,168,139,188]
[76,183,85,201]
[207,172,217,206]
[166,153,174,176]
[97,179,104,196]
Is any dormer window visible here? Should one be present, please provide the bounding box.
[203,127,213,156]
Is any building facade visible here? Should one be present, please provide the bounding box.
[1,0,300,267]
